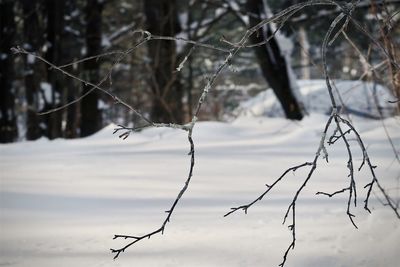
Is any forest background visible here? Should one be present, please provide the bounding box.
[1,0,399,143]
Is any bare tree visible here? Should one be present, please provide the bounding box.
[0,0,18,143]
[245,0,304,120]
[44,0,66,139]
[80,0,104,137]
[144,0,184,123]
[11,1,400,266]
[63,0,82,139]
[21,0,42,140]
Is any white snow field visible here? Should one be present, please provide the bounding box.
[1,80,399,267]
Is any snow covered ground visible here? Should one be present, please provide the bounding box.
[1,81,399,267]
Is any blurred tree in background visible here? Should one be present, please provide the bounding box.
[0,0,399,143]
[0,0,18,142]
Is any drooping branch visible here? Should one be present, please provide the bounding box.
[109,1,347,259]
[337,116,400,218]
[225,2,399,266]
[111,130,196,259]
[224,162,313,217]
[11,1,400,266]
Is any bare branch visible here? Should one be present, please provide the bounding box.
[111,130,196,259]
[12,1,400,265]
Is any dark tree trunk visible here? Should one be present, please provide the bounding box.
[80,0,103,137]
[246,0,303,120]
[144,0,184,123]
[0,1,18,143]
[22,0,42,140]
[45,0,65,139]
[64,0,80,139]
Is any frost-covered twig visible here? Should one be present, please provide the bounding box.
[225,1,399,266]
[337,116,400,218]
[12,0,400,265]
[111,0,347,260]
[224,162,313,217]
[111,129,196,259]
[11,43,153,124]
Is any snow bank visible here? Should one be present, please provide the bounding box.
[236,80,396,119]
[1,81,399,267]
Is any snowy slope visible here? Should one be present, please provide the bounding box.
[236,80,396,119]
[1,81,399,267]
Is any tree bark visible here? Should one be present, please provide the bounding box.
[22,0,42,140]
[246,0,303,120]
[45,0,65,139]
[298,26,311,80]
[144,0,184,123]
[64,0,80,138]
[80,0,103,137]
[0,1,18,143]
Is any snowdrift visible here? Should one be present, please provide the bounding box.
[1,80,399,267]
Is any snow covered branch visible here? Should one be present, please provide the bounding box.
[10,0,400,266]
[111,130,196,259]
[225,1,400,266]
